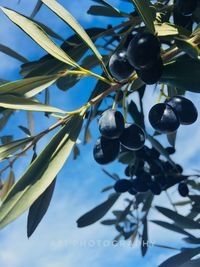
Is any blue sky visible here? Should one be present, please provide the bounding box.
[0,1,200,266]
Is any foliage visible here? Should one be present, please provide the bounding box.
[0,0,200,265]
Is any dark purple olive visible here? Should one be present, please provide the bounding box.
[120,123,146,151]
[167,96,198,125]
[98,109,124,139]
[109,49,135,81]
[149,103,180,133]
[127,32,161,69]
[93,136,120,165]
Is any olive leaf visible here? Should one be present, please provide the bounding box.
[42,0,104,66]
[131,0,156,33]
[77,193,120,227]
[0,7,79,68]
[27,178,56,237]
[0,114,83,229]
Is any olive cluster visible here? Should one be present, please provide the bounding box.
[93,109,145,165]
[174,0,198,28]
[109,32,163,85]
[149,95,198,133]
[113,145,189,197]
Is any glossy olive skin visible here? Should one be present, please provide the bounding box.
[114,179,133,193]
[148,103,180,133]
[93,136,120,165]
[127,32,161,69]
[119,123,146,151]
[176,0,197,16]
[136,57,164,85]
[109,49,135,81]
[178,182,189,197]
[149,181,162,195]
[167,96,198,125]
[98,109,125,139]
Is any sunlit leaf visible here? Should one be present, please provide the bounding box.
[42,0,104,66]
[0,137,33,161]
[0,114,83,229]
[0,75,58,97]
[0,7,79,68]
[0,95,66,113]
[0,170,15,200]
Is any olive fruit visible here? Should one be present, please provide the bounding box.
[109,49,135,81]
[127,32,161,69]
[167,96,198,125]
[114,179,133,193]
[173,5,193,28]
[93,136,120,165]
[136,57,163,85]
[166,146,176,155]
[176,0,197,16]
[98,109,125,139]
[149,181,162,195]
[132,171,151,192]
[120,123,146,151]
[149,103,180,133]
[178,182,189,197]
[128,187,137,195]
[132,178,149,192]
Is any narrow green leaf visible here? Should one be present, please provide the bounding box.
[0,44,28,63]
[156,206,200,229]
[0,170,15,200]
[155,23,179,37]
[175,38,199,59]
[0,110,13,132]
[42,0,103,65]
[0,137,33,161]
[159,247,200,267]
[0,75,58,97]
[87,5,124,17]
[131,0,156,33]
[0,114,83,229]
[27,178,56,237]
[101,219,116,225]
[30,0,43,18]
[160,56,200,92]
[0,7,79,68]
[77,193,120,227]
[18,125,31,136]
[0,95,66,113]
